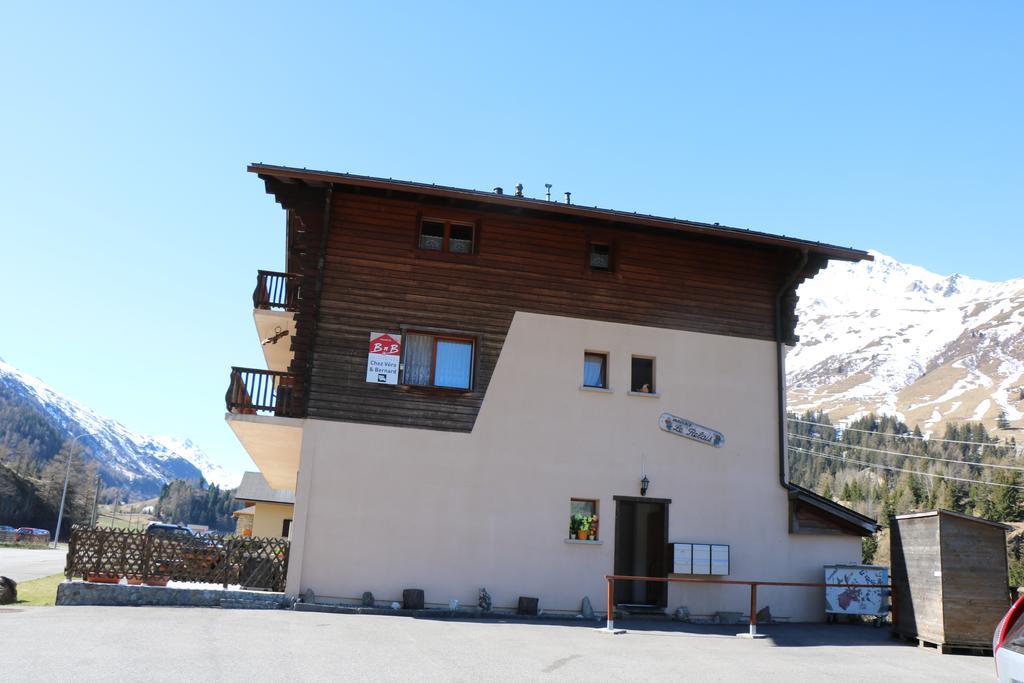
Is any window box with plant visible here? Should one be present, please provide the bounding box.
[570,513,599,541]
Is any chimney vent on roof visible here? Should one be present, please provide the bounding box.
[545,184,552,201]
[493,187,503,195]
[514,183,523,198]
[564,191,572,205]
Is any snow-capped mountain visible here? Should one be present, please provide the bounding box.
[0,357,240,495]
[787,251,1024,436]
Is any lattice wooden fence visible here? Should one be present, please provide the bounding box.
[65,526,289,592]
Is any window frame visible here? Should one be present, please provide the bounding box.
[588,241,613,272]
[569,497,600,541]
[400,328,478,392]
[582,351,610,390]
[583,231,618,278]
[629,355,657,395]
[416,214,480,258]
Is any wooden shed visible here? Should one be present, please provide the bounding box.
[890,509,1011,651]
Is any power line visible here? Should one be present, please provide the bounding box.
[791,434,1024,472]
[789,446,1024,490]
[787,416,1019,449]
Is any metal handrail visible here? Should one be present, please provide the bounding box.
[604,574,894,636]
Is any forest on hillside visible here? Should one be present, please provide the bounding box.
[156,479,237,532]
[788,410,1021,524]
[788,411,1023,579]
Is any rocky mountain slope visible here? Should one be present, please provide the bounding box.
[787,251,1024,437]
[0,357,239,496]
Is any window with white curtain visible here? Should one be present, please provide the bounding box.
[402,332,474,390]
[583,352,608,389]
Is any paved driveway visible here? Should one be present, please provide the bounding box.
[0,546,66,583]
[0,607,994,681]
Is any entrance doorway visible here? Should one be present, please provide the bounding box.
[613,496,670,608]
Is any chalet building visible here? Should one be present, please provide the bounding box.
[226,164,877,620]
[231,471,294,539]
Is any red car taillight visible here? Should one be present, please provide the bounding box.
[997,595,1024,652]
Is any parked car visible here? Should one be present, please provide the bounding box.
[144,522,221,577]
[994,594,1024,681]
[0,525,16,533]
[144,522,194,538]
[16,527,50,536]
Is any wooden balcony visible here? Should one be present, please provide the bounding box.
[253,270,301,312]
[225,367,301,418]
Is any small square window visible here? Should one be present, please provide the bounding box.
[570,498,599,540]
[583,352,608,389]
[631,356,654,393]
[419,220,445,251]
[418,219,475,255]
[448,223,475,254]
[589,243,611,271]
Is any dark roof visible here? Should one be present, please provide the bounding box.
[233,471,294,505]
[248,163,871,263]
[788,483,879,535]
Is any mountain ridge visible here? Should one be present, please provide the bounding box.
[788,250,1024,436]
[0,357,239,496]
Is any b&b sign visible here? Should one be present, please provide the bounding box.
[366,332,401,385]
[659,412,725,448]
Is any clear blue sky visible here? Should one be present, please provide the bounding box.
[1,2,1021,476]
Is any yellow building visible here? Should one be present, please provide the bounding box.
[232,471,294,539]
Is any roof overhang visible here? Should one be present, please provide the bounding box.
[248,163,871,263]
[788,484,879,536]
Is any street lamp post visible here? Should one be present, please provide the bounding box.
[52,431,101,549]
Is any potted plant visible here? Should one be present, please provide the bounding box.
[569,514,582,539]
[574,513,591,540]
[588,515,599,541]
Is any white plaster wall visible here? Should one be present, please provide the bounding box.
[286,312,861,620]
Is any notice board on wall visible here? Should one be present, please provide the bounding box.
[366,332,401,385]
[672,543,730,576]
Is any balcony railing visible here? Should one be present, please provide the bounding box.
[253,270,301,312]
[225,367,301,418]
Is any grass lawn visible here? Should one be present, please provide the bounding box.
[15,573,64,606]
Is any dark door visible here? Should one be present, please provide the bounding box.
[613,497,669,607]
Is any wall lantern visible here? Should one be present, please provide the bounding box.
[640,475,650,497]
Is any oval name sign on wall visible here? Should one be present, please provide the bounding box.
[659,413,725,448]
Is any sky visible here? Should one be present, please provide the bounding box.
[1,2,1021,476]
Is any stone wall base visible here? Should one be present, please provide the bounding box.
[56,581,294,609]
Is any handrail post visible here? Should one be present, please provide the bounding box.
[606,577,614,631]
[749,583,758,637]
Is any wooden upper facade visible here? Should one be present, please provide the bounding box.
[236,164,870,431]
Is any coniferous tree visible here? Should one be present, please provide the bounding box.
[988,471,1021,522]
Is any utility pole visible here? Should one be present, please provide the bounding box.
[90,476,101,527]
[53,431,101,548]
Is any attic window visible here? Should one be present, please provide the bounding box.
[419,219,475,254]
[589,243,611,271]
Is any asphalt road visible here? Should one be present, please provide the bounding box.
[0,546,66,583]
[0,607,994,682]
